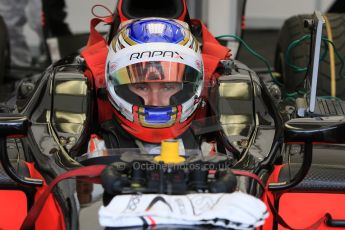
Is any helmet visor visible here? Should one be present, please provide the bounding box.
[108,60,202,86]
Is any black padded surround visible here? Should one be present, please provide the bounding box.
[121,0,184,19]
[279,163,345,192]
[115,85,144,106]
[170,83,195,105]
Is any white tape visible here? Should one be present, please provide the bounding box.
[108,43,203,73]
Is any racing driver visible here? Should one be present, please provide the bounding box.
[88,18,204,154]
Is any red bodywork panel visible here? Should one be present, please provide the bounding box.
[27,163,66,230]
[0,162,65,230]
[278,193,345,230]
[263,165,345,230]
[0,190,27,230]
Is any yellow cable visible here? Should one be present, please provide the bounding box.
[324,16,336,97]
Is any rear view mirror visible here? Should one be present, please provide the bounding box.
[0,114,30,136]
[284,116,345,143]
[0,114,43,186]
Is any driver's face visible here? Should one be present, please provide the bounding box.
[128,82,182,106]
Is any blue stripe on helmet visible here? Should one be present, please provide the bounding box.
[127,19,185,44]
[144,107,173,124]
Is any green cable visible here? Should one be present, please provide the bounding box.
[284,35,345,100]
[285,35,345,78]
[215,34,283,86]
[285,35,329,73]
[284,89,307,100]
[285,35,310,72]
[318,96,341,101]
[216,34,345,101]
[284,96,297,102]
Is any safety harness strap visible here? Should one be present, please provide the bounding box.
[80,16,115,122]
[191,19,230,81]
[81,16,112,89]
[20,164,328,230]
[20,165,107,230]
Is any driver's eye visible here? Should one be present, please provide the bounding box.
[134,84,148,91]
[163,83,181,91]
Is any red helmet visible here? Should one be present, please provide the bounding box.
[105,18,204,143]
